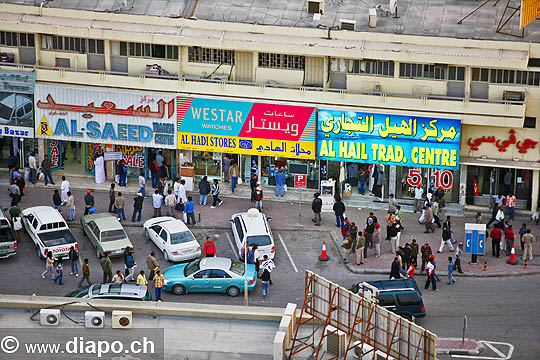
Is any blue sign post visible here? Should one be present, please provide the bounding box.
[465,223,486,264]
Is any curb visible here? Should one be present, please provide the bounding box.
[327,231,540,278]
[436,337,484,356]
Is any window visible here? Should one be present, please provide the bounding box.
[528,58,540,67]
[51,36,87,53]
[378,294,396,307]
[258,53,305,70]
[120,42,178,59]
[234,217,244,241]
[101,230,127,242]
[18,33,34,47]
[170,231,197,245]
[399,63,457,80]
[210,270,231,279]
[396,293,421,306]
[88,39,104,54]
[447,66,465,81]
[524,117,536,128]
[473,67,540,86]
[350,59,394,77]
[193,270,211,279]
[0,31,18,46]
[159,229,168,242]
[188,47,234,65]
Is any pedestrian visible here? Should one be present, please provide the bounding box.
[445,216,456,244]
[60,176,70,204]
[84,189,95,215]
[358,168,368,195]
[504,224,514,256]
[260,255,275,285]
[275,168,286,197]
[424,257,437,291]
[42,252,55,279]
[252,183,263,212]
[69,246,79,276]
[261,268,271,298]
[522,229,534,262]
[11,213,22,243]
[230,161,239,193]
[250,174,258,191]
[518,223,527,251]
[365,216,375,255]
[432,199,442,228]
[240,241,250,262]
[132,192,143,222]
[203,236,216,257]
[340,216,351,242]
[486,204,499,228]
[66,191,75,221]
[333,196,345,228]
[146,251,159,280]
[406,262,415,278]
[420,241,433,272]
[152,189,163,217]
[41,154,54,185]
[118,159,127,187]
[423,204,435,233]
[94,153,105,184]
[490,226,502,258]
[155,150,165,170]
[8,181,20,206]
[495,205,505,228]
[222,154,231,182]
[410,239,419,267]
[8,166,17,185]
[176,178,187,204]
[16,174,25,199]
[372,223,381,257]
[198,176,211,206]
[403,243,412,269]
[311,192,322,226]
[184,196,196,225]
[149,159,159,188]
[355,230,366,265]
[78,258,91,287]
[454,243,464,273]
[210,179,222,208]
[252,245,260,274]
[385,210,396,240]
[112,270,125,284]
[108,183,116,213]
[136,270,147,286]
[438,223,455,253]
[348,222,359,254]
[28,151,38,184]
[153,270,165,301]
[115,192,126,221]
[414,185,424,213]
[388,193,398,213]
[138,171,146,199]
[52,189,62,213]
[389,257,401,280]
[157,177,165,196]
[53,260,64,285]
[99,253,113,283]
[447,256,456,285]
[395,205,402,222]
[164,190,177,218]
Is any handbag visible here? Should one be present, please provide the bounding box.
[238,177,243,184]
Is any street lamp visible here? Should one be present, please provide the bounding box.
[244,241,248,306]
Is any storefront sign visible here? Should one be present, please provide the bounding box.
[34,85,176,148]
[317,109,461,170]
[466,129,538,154]
[115,145,145,168]
[406,169,454,190]
[0,70,35,138]
[103,152,123,161]
[177,96,316,159]
[0,70,34,93]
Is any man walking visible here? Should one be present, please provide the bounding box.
[28,151,38,184]
[84,189,95,215]
[132,192,143,222]
[438,223,455,253]
[138,172,146,199]
[198,176,211,206]
[69,246,79,276]
[78,258,91,287]
[490,226,502,258]
[203,236,216,257]
[146,251,159,280]
[99,253,112,283]
[420,241,432,272]
[125,250,136,282]
[447,257,456,285]
[275,168,286,197]
[522,229,534,262]
[53,190,62,213]
[311,192,322,226]
[505,192,516,221]
[385,210,396,240]
[432,199,442,228]
[261,255,275,285]
[66,191,75,221]
[333,196,345,228]
[410,239,419,267]
[152,189,163,217]
[210,179,222,208]
[504,224,514,256]
[423,204,435,233]
[414,185,423,213]
[454,243,464,273]
[153,270,165,301]
[8,181,20,206]
[184,196,196,225]
[424,256,437,291]
[115,192,126,221]
[164,190,177,218]
[230,161,239,193]
[41,154,54,185]
[355,230,366,265]
[60,176,70,204]
[118,159,128,187]
[388,193,398,213]
[108,183,116,213]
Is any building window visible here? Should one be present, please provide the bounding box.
[524,117,536,128]
[399,63,457,80]
[258,53,305,70]
[188,47,234,65]
[472,67,540,86]
[119,42,178,60]
[88,39,104,55]
[0,31,18,46]
[448,66,465,81]
[528,58,540,67]
[349,59,394,76]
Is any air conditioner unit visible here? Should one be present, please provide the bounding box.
[503,90,524,101]
[85,311,105,329]
[340,19,356,31]
[324,325,347,357]
[112,310,132,329]
[307,0,324,14]
[40,309,60,326]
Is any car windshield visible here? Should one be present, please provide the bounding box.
[101,229,127,242]
[91,285,102,295]
[38,229,76,246]
[170,231,196,245]
[229,260,245,276]
[184,259,201,277]
[246,235,272,247]
[0,227,14,242]
[66,286,90,298]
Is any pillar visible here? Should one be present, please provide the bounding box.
[34,34,41,65]
[531,170,539,212]
[459,164,467,206]
[104,40,111,71]
[388,165,396,196]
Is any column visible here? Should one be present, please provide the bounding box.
[104,40,111,71]
[388,165,396,196]
[459,164,467,206]
[531,170,539,212]
[34,34,41,65]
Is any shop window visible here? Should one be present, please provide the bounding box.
[524,117,536,128]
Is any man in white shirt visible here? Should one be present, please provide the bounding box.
[60,176,70,204]
[495,205,505,227]
[138,172,146,199]
[28,152,38,185]
[152,189,163,217]
[414,185,424,213]
[174,178,187,204]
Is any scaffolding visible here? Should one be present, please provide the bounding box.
[288,271,437,360]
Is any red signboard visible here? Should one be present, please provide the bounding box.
[294,174,307,189]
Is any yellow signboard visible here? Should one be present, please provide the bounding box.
[521,0,540,29]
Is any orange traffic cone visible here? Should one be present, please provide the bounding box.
[319,240,329,261]
[506,244,518,265]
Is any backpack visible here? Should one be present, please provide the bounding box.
[125,255,135,268]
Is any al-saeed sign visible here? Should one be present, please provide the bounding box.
[317,109,461,170]
[34,85,176,148]
[177,96,316,159]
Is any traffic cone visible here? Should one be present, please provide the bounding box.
[319,240,329,261]
[506,244,518,265]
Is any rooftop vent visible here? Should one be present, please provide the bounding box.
[307,0,324,15]
[339,19,356,31]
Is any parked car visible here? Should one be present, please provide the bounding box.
[230,208,275,260]
[350,278,425,320]
[143,217,201,262]
[0,208,17,259]
[22,206,77,259]
[0,93,33,126]
[80,213,133,258]
[162,257,257,297]
[65,283,151,301]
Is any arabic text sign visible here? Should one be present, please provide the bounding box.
[177,96,316,159]
[34,85,177,149]
[317,109,461,170]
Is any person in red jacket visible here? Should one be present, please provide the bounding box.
[203,236,216,257]
[490,226,502,258]
[504,224,514,257]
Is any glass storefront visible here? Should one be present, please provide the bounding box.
[193,151,222,181]
[396,166,459,204]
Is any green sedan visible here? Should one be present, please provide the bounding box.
[80,213,133,258]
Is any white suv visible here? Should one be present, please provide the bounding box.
[230,208,275,261]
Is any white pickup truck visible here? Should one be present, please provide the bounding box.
[0,209,17,259]
[22,206,78,260]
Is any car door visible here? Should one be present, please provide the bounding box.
[233,217,245,255]
[158,228,169,252]
[190,269,211,292]
[378,293,398,314]
[87,221,99,250]
[149,225,163,250]
[209,269,232,292]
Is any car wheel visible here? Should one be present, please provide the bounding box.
[144,228,150,240]
[171,284,186,296]
[403,313,413,322]
[163,250,169,262]
[96,248,101,259]
[226,286,240,297]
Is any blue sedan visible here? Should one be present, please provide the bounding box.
[162,257,258,297]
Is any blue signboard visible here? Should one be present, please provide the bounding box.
[317,109,461,170]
